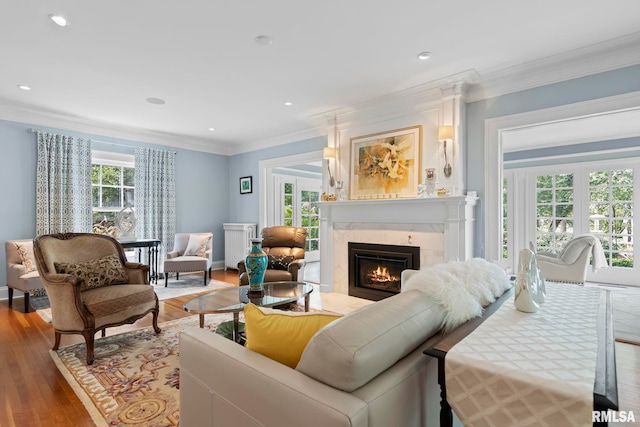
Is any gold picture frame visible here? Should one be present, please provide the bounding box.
[350,125,422,199]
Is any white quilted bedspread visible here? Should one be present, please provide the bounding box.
[445,283,601,427]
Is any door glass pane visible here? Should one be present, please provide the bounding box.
[589,169,633,268]
[535,173,574,252]
[300,190,320,253]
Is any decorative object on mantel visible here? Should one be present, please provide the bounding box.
[417,168,437,198]
[437,188,449,197]
[438,125,453,178]
[115,204,136,242]
[350,125,422,200]
[514,248,546,313]
[321,192,337,201]
[335,181,347,201]
[245,238,268,295]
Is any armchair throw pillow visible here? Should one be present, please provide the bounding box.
[55,254,129,291]
[267,254,294,270]
[244,303,342,368]
[183,234,210,258]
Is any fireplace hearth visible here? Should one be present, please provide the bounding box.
[348,242,420,301]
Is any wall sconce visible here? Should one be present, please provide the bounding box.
[438,125,453,178]
[323,146,336,187]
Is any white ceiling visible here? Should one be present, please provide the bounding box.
[2,1,640,155]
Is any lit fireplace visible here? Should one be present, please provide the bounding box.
[348,242,420,301]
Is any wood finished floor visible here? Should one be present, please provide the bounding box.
[1,269,639,426]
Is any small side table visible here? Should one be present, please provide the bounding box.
[120,239,161,283]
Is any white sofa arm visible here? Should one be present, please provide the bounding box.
[179,328,368,427]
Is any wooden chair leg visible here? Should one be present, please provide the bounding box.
[165,272,169,287]
[152,309,162,334]
[24,292,30,313]
[101,329,106,337]
[203,270,207,286]
[53,332,62,350]
[84,332,95,365]
[8,287,13,307]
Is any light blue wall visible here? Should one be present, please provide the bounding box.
[228,136,327,224]
[466,64,640,256]
[0,119,229,283]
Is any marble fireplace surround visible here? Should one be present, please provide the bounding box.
[317,196,478,294]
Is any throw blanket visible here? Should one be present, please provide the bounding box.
[402,258,512,331]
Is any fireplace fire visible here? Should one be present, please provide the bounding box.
[348,242,420,301]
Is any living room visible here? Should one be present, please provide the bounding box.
[2,2,640,426]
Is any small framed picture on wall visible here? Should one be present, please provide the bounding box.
[239,176,253,194]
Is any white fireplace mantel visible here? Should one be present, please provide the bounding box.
[316,196,478,293]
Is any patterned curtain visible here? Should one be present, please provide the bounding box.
[134,147,176,260]
[35,132,92,236]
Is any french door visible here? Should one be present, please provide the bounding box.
[503,158,638,286]
[274,175,321,262]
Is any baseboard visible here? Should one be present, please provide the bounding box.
[0,286,8,301]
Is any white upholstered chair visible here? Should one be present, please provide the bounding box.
[163,232,213,287]
[534,235,605,284]
[5,239,44,312]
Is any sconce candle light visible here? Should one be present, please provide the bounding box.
[438,125,453,178]
[323,146,336,187]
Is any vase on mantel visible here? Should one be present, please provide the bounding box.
[245,238,268,295]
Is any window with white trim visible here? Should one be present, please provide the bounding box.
[91,151,135,236]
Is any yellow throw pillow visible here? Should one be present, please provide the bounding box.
[243,303,342,368]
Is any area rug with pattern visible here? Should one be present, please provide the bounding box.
[50,313,234,427]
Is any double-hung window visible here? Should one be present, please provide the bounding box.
[91,151,135,236]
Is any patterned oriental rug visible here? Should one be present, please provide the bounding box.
[50,313,234,427]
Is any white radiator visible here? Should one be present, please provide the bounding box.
[223,223,257,270]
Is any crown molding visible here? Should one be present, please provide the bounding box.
[466,32,640,102]
[311,70,478,126]
[229,126,326,155]
[0,100,232,155]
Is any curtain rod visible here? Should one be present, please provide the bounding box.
[26,128,177,154]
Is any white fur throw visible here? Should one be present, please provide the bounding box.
[402,258,512,331]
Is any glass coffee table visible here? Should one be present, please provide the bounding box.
[183,281,314,342]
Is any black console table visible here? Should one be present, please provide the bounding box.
[120,239,161,284]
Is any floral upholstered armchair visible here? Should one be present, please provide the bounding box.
[33,233,161,365]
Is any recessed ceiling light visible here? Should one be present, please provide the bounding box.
[146,97,166,105]
[209,127,216,131]
[17,85,31,91]
[49,14,68,27]
[254,35,273,46]
[417,51,432,60]
[283,101,293,106]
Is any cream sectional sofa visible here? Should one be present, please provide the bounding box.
[179,285,463,427]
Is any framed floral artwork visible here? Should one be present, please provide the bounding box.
[350,125,422,199]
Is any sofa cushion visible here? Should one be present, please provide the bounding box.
[14,241,37,272]
[244,304,342,368]
[183,233,210,257]
[55,254,129,290]
[296,290,445,392]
